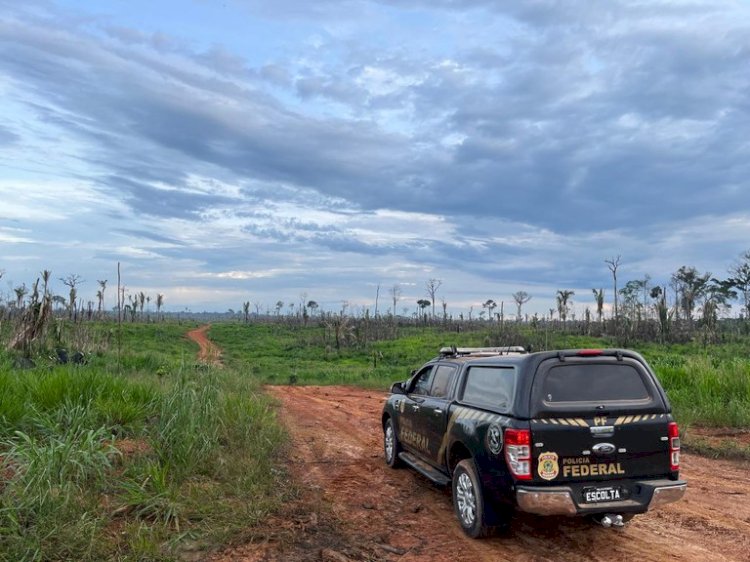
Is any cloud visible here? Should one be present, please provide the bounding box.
[0,0,749,313]
[0,125,19,145]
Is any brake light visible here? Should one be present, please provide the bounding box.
[577,349,603,356]
[668,422,680,471]
[504,428,532,480]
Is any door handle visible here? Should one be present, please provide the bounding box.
[434,409,443,415]
[412,404,420,412]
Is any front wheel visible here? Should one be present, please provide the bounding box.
[383,418,402,468]
[452,459,495,538]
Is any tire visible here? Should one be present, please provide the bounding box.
[452,458,495,538]
[383,418,402,468]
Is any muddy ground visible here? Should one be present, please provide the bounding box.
[210,385,750,562]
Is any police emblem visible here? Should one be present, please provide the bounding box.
[487,423,503,455]
[537,451,559,481]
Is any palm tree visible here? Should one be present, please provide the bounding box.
[307,300,319,316]
[156,294,164,321]
[40,270,52,297]
[556,290,575,322]
[389,284,402,316]
[97,279,107,315]
[14,284,27,308]
[592,288,605,321]
[417,299,431,320]
[482,299,497,321]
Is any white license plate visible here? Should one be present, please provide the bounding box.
[583,486,624,503]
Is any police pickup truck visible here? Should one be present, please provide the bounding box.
[381,347,686,537]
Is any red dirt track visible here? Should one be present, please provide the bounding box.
[214,385,750,562]
[186,324,222,365]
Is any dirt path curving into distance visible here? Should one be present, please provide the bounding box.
[186,324,222,365]
[213,386,750,562]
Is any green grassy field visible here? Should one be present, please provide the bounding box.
[2,320,750,560]
[0,322,286,562]
[209,322,750,429]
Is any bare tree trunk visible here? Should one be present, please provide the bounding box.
[117,262,122,372]
[374,283,380,318]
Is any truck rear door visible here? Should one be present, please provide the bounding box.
[528,354,672,488]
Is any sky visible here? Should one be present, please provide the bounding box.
[1,0,749,316]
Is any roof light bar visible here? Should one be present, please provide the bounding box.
[439,346,528,357]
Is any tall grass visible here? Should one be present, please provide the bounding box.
[0,368,158,437]
[152,372,221,480]
[650,355,750,427]
[0,323,287,561]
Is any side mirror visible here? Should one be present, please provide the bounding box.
[390,382,406,395]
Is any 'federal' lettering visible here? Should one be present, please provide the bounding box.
[563,462,625,478]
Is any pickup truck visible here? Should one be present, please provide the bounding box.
[381,347,686,537]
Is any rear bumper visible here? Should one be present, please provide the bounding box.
[516,479,687,516]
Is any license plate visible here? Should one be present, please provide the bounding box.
[582,486,626,503]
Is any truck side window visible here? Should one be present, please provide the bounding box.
[429,365,457,399]
[410,366,434,396]
[461,366,515,412]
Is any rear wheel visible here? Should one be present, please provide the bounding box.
[383,418,402,468]
[452,459,495,538]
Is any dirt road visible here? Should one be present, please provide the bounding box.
[216,386,750,562]
[186,324,222,365]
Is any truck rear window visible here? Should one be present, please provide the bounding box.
[461,366,515,412]
[542,364,650,404]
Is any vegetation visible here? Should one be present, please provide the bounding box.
[209,322,750,430]
[0,323,286,561]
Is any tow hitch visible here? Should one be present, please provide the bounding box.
[594,514,625,528]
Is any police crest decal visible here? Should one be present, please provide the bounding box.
[537,451,559,481]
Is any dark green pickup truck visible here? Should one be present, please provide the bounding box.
[381,347,686,537]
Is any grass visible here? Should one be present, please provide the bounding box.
[682,435,750,461]
[209,322,750,430]
[210,323,496,388]
[0,322,287,561]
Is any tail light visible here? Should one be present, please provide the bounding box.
[505,428,532,480]
[668,422,680,471]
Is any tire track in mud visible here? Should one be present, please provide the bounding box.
[216,386,750,562]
